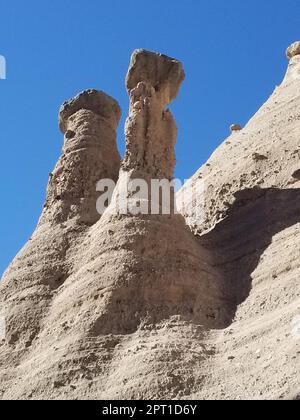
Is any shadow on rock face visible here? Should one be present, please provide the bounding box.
[199,187,300,325]
[89,188,300,337]
[87,213,229,336]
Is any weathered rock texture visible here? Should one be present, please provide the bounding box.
[99,49,229,335]
[0,89,122,397]
[177,42,300,399]
[0,46,299,400]
[230,123,242,133]
[286,41,300,60]
[123,49,184,180]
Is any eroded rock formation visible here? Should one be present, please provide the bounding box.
[177,41,300,399]
[0,45,299,400]
[0,89,121,396]
[46,89,121,225]
[286,41,300,60]
[123,49,184,179]
[230,123,242,133]
[98,49,228,334]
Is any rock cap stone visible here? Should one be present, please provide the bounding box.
[230,124,242,133]
[59,89,121,133]
[126,49,185,105]
[286,41,300,60]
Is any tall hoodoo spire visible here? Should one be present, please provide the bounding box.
[1,45,298,401]
[42,89,121,225]
[123,49,185,180]
[0,89,121,349]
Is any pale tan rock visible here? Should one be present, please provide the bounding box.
[0,46,299,401]
[177,43,300,400]
[126,49,185,106]
[59,89,121,133]
[0,89,121,378]
[286,41,300,59]
[230,123,242,132]
[44,89,121,225]
[0,51,229,399]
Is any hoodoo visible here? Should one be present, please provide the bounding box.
[46,89,121,225]
[123,49,185,180]
[0,45,299,400]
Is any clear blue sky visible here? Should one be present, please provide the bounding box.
[0,0,299,276]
